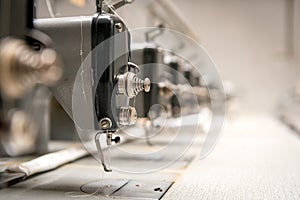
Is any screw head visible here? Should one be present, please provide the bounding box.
[115,23,123,32]
[99,117,112,130]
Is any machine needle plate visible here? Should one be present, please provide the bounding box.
[110,180,173,200]
[81,179,129,196]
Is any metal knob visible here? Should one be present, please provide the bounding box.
[117,71,151,98]
[118,106,137,126]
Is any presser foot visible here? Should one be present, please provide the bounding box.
[94,131,120,172]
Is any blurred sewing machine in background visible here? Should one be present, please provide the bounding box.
[0,0,63,157]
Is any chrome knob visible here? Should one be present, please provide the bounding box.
[118,106,137,126]
[117,71,151,98]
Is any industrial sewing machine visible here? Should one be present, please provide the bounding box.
[2,1,299,199]
[0,0,152,172]
[34,1,153,171]
[0,0,224,197]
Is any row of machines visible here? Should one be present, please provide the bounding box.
[0,0,220,175]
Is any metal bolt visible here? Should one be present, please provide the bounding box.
[99,117,112,130]
[115,23,123,32]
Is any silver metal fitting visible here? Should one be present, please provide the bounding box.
[115,23,123,32]
[106,132,121,145]
[117,72,151,98]
[99,117,112,130]
[118,106,137,126]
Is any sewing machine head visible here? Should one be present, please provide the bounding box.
[33,1,151,171]
[0,0,151,172]
[0,0,221,174]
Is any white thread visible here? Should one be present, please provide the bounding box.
[80,16,87,102]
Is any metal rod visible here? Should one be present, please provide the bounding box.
[96,0,102,13]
